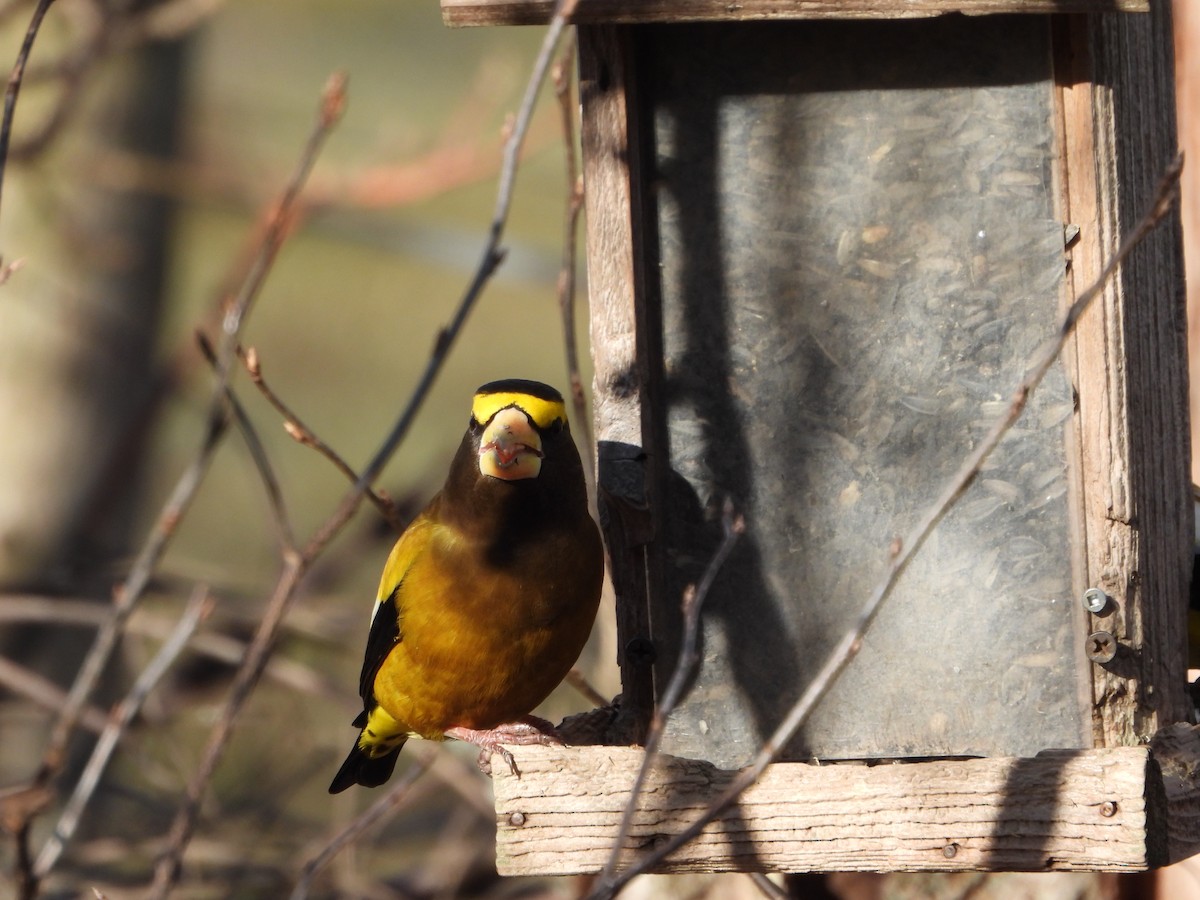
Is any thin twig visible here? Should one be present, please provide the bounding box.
[0,595,109,627]
[0,594,339,697]
[597,503,743,886]
[34,586,213,877]
[33,76,345,795]
[9,37,91,161]
[196,333,297,552]
[588,153,1184,900]
[0,256,23,283]
[747,873,788,900]
[149,555,305,897]
[550,33,594,496]
[216,73,346,377]
[148,9,579,892]
[240,344,401,533]
[415,799,480,899]
[145,76,347,899]
[3,0,108,161]
[13,818,35,900]
[0,655,109,734]
[0,0,54,262]
[288,749,434,900]
[38,405,229,783]
[565,667,608,709]
[0,0,225,162]
[340,0,581,513]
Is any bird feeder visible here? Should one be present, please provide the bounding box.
[443,0,1200,877]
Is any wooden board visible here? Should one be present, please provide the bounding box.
[493,744,1164,875]
[580,25,658,743]
[1054,4,1191,743]
[443,0,1147,28]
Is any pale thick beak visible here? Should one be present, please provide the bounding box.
[479,407,543,481]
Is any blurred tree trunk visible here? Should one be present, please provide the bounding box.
[0,29,187,732]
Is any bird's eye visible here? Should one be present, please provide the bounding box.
[547,418,564,435]
[468,416,482,434]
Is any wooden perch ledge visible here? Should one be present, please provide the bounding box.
[492,724,1200,876]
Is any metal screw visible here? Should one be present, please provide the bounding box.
[1082,587,1110,614]
[1100,801,1117,818]
[1086,631,1117,664]
[942,842,958,859]
[507,811,527,827]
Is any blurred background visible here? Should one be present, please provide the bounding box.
[0,0,1195,897]
[0,0,622,895]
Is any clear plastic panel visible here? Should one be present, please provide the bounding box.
[643,16,1090,767]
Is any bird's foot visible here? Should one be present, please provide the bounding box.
[446,716,562,778]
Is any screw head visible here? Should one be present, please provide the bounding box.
[1100,801,1118,818]
[1083,587,1110,614]
[943,842,958,859]
[507,811,527,827]
[1086,631,1117,664]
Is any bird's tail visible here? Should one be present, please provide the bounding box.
[328,736,406,793]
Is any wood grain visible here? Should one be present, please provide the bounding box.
[493,745,1159,875]
[579,25,657,741]
[443,0,1148,27]
[1055,6,1190,745]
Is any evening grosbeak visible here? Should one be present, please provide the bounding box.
[329,379,603,791]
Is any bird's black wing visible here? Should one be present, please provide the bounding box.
[357,582,401,710]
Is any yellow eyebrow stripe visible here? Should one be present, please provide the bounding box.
[472,391,566,430]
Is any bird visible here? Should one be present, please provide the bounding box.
[329,379,604,792]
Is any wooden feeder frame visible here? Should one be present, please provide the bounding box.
[444,0,1200,877]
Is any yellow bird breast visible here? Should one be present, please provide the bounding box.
[371,520,601,741]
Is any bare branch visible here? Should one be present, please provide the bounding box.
[5,0,106,161]
[288,749,435,900]
[240,344,402,533]
[34,586,213,878]
[0,655,109,734]
[596,503,743,887]
[145,5,580,891]
[7,792,44,900]
[30,75,345,794]
[0,594,340,698]
[330,0,582,524]
[0,255,22,283]
[148,556,305,897]
[747,873,788,900]
[38,404,230,784]
[215,72,347,376]
[0,0,55,262]
[551,33,594,499]
[144,78,349,898]
[0,0,226,164]
[565,667,608,709]
[196,333,297,552]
